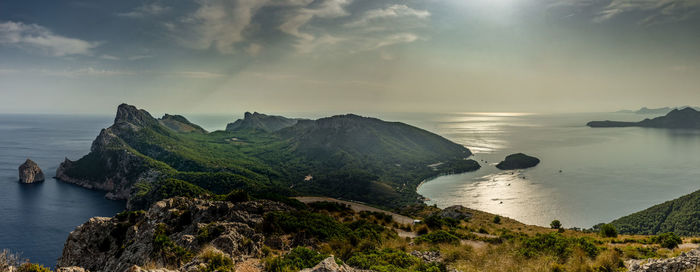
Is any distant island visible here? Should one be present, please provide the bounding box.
[496,153,540,170]
[616,106,700,115]
[589,107,700,129]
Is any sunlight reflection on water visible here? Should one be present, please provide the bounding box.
[416,112,700,228]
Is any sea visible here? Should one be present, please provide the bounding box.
[1,111,700,266]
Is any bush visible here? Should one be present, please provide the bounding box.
[550,220,562,229]
[197,223,227,244]
[599,224,618,238]
[415,230,459,245]
[519,233,599,260]
[265,247,328,272]
[651,233,682,249]
[308,201,351,213]
[493,216,501,224]
[263,211,351,241]
[197,248,235,272]
[223,189,249,203]
[17,263,52,272]
[346,248,445,272]
[152,223,193,266]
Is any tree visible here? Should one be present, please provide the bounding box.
[493,216,501,224]
[599,224,618,238]
[550,220,562,229]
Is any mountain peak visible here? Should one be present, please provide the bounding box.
[114,104,158,127]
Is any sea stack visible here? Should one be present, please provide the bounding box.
[18,159,45,183]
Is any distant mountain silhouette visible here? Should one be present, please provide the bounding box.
[589,107,700,129]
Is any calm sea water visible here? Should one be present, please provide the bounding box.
[409,112,700,229]
[2,111,700,265]
[0,114,124,266]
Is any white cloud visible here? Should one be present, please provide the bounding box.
[279,0,352,52]
[0,21,98,57]
[100,54,120,60]
[118,3,170,18]
[551,0,700,25]
[345,4,430,27]
[374,33,420,49]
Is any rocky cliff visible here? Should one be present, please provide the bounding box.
[225,112,300,132]
[158,114,207,134]
[58,197,292,272]
[18,159,44,183]
[56,104,171,201]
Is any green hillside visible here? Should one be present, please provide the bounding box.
[58,104,479,210]
[610,189,700,236]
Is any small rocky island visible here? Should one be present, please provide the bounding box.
[588,107,700,129]
[18,159,45,183]
[496,153,540,170]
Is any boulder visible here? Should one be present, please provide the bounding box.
[300,256,367,272]
[18,159,45,183]
[627,248,699,272]
[496,153,540,170]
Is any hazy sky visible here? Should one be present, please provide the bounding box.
[1,0,699,114]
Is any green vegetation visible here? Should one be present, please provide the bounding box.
[599,224,618,238]
[650,232,682,249]
[17,263,52,272]
[518,233,599,260]
[61,105,480,210]
[196,248,235,272]
[265,247,329,272]
[152,223,193,267]
[346,249,445,272]
[415,230,460,245]
[610,189,700,235]
[550,220,562,229]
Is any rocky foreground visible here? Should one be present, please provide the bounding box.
[627,249,699,272]
[57,197,291,272]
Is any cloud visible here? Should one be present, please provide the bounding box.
[100,54,120,60]
[551,0,700,25]
[118,3,170,18]
[245,43,263,56]
[174,71,226,79]
[39,67,135,77]
[0,21,98,56]
[128,55,153,60]
[279,0,352,52]
[373,33,420,49]
[345,4,430,27]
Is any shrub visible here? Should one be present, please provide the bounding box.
[550,220,562,229]
[152,223,193,266]
[223,189,249,203]
[691,238,700,244]
[197,223,227,244]
[651,233,682,249]
[519,232,599,260]
[264,247,328,272]
[17,263,52,272]
[263,211,350,241]
[415,230,460,245]
[599,224,618,238]
[493,216,501,224]
[197,248,235,272]
[308,201,351,213]
[346,248,444,272]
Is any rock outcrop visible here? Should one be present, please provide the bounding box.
[226,112,301,132]
[18,159,45,183]
[56,104,168,202]
[57,197,292,272]
[300,256,366,272]
[438,205,473,221]
[496,153,540,170]
[158,114,207,134]
[627,249,699,272]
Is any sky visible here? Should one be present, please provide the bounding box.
[0,0,699,114]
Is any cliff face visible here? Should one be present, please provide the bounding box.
[158,114,207,134]
[58,197,291,272]
[56,104,170,201]
[18,159,45,183]
[225,112,300,132]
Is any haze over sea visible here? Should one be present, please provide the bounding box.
[2,111,700,265]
